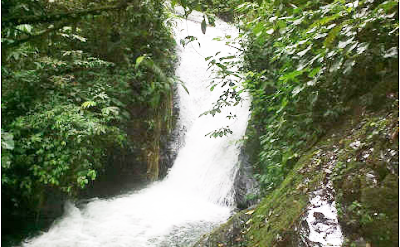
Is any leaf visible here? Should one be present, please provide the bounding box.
[338,37,355,49]
[81,101,97,109]
[94,92,108,100]
[245,209,255,215]
[297,44,312,57]
[101,106,119,116]
[71,34,87,42]
[343,59,355,74]
[324,24,343,48]
[383,47,398,58]
[292,85,304,97]
[210,84,217,92]
[181,35,198,47]
[201,17,207,34]
[378,0,398,12]
[16,24,33,34]
[357,42,369,54]
[279,70,304,83]
[266,28,274,35]
[1,130,14,150]
[135,55,145,69]
[308,67,321,78]
[180,83,190,95]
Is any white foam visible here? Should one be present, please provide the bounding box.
[21,9,250,247]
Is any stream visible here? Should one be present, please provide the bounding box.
[20,9,250,247]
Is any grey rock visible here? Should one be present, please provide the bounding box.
[234,147,259,209]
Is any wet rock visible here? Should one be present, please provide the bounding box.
[160,86,182,178]
[193,209,252,247]
[233,147,259,209]
[194,107,398,247]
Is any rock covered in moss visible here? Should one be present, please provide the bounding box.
[194,107,398,247]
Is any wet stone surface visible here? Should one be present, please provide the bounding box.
[298,148,343,247]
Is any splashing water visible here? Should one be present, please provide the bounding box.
[21,9,250,247]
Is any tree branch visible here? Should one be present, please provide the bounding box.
[2,4,127,27]
[2,1,135,49]
[3,20,73,49]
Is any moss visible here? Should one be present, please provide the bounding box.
[330,109,398,246]
[146,111,162,181]
[242,148,329,246]
[196,145,327,247]
[358,174,399,246]
[195,210,251,247]
[132,88,176,181]
[196,97,398,247]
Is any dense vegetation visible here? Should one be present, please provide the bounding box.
[201,0,398,193]
[193,0,398,246]
[2,0,178,244]
[2,0,398,246]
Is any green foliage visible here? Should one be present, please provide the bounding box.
[242,0,398,192]
[2,0,177,218]
[206,126,233,138]
[204,0,398,192]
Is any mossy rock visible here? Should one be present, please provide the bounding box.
[195,105,398,247]
[341,172,362,203]
[194,146,324,247]
[332,110,398,246]
[358,173,399,246]
[195,209,251,247]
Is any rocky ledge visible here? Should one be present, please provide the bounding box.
[194,102,398,247]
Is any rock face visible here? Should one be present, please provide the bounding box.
[80,87,181,199]
[194,209,252,247]
[159,86,182,178]
[233,147,259,209]
[194,103,398,247]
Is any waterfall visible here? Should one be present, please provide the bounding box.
[20,9,250,247]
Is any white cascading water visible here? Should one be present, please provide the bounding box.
[20,9,250,247]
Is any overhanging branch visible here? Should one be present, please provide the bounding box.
[2,3,127,26]
[3,20,74,49]
[2,1,135,49]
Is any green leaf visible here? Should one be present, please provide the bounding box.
[135,55,145,69]
[324,24,343,48]
[101,107,120,116]
[279,70,304,83]
[1,130,14,150]
[81,101,97,109]
[308,67,321,78]
[16,24,33,34]
[210,84,217,92]
[201,17,207,34]
[378,1,398,12]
